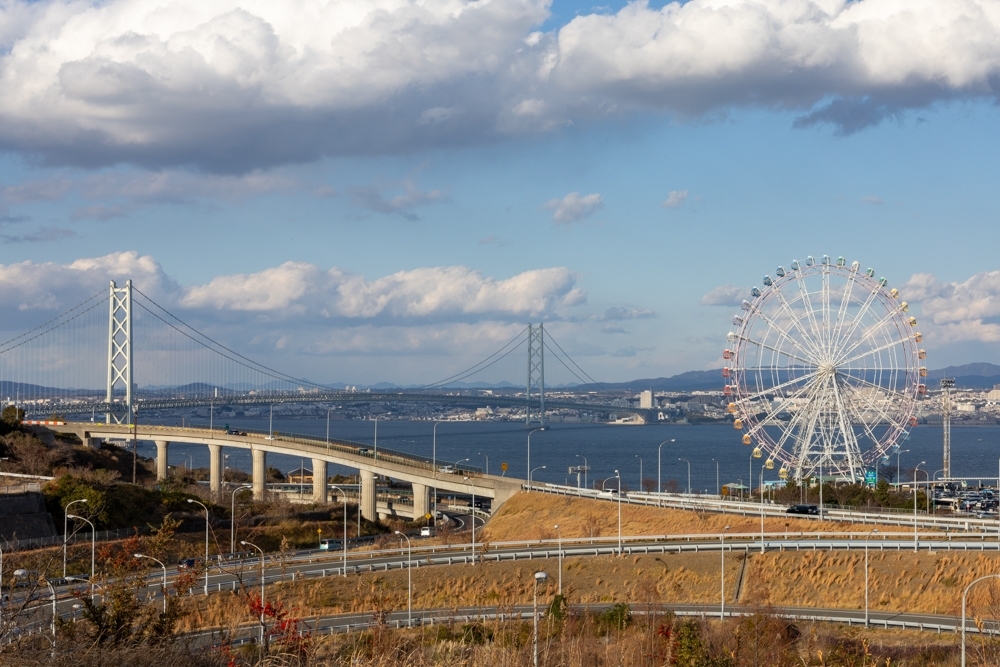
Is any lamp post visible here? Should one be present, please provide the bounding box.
[657,439,674,501]
[527,428,543,488]
[63,498,88,577]
[433,421,446,518]
[864,527,878,627]
[394,531,412,626]
[720,525,730,619]
[533,571,548,667]
[241,540,266,645]
[67,514,96,600]
[133,554,167,614]
[895,448,909,486]
[914,461,926,552]
[679,458,691,495]
[230,485,252,554]
[330,485,349,576]
[961,574,1000,666]
[326,406,336,455]
[464,476,477,563]
[529,465,546,486]
[554,524,562,595]
[614,469,622,555]
[711,458,720,497]
[14,570,57,637]
[373,413,389,461]
[575,454,588,490]
[187,498,210,595]
[478,452,489,475]
[267,404,274,440]
[635,455,643,492]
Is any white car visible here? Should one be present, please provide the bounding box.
[438,465,455,474]
[420,527,433,537]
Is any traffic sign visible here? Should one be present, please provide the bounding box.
[424,513,432,520]
[501,462,508,472]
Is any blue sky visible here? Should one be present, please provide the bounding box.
[1,0,1000,384]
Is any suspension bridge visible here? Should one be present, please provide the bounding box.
[0,280,656,518]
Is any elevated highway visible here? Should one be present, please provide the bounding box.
[39,422,523,521]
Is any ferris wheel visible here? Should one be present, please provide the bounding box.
[723,255,925,482]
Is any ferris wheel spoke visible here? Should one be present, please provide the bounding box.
[837,336,914,368]
[769,288,823,357]
[835,306,909,364]
[838,372,911,404]
[743,377,817,437]
[821,267,832,351]
[730,334,815,367]
[831,268,861,356]
[792,269,826,355]
[832,281,883,355]
[733,369,821,405]
[829,376,863,477]
[839,381,906,460]
[743,306,818,361]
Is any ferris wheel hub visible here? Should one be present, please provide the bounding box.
[818,362,836,378]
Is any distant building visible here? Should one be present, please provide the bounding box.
[639,390,654,409]
[988,385,1000,401]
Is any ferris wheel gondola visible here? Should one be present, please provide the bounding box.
[725,255,923,482]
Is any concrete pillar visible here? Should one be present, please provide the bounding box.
[208,444,223,499]
[312,459,328,504]
[412,482,430,519]
[360,469,376,521]
[155,441,169,481]
[252,449,267,501]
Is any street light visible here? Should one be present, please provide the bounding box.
[527,428,543,489]
[914,461,926,552]
[864,527,878,627]
[187,498,210,595]
[326,406,336,455]
[529,465,546,486]
[554,524,562,595]
[711,458,720,497]
[373,413,390,461]
[394,531,412,626]
[720,525,730,620]
[464,476,477,563]
[67,514,96,600]
[330,485,350,576]
[635,455,643,492]
[266,404,274,440]
[478,452,489,476]
[433,421,446,517]
[895,448,909,485]
[14,570,57,638]
[230,485,252,554]
[133,554,167,614]
[657,439,675,501]
[63,498,88,577]
[679,458,691,495]
[575,454,588,490]
[241,540,266,645]
[614,469,622,555]
[533,571,548,667]
[962,574,1000,666]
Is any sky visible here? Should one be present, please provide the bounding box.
[2,0,1000,385]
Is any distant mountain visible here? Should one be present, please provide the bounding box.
[592,370,724,393]
[925,363,1000,390]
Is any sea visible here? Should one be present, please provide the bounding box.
[134,417,1000,492]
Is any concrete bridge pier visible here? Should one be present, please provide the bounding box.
[412,482,430,519]
[312,459,327,504]
[155,441,169,480]
[360,470,376,521]
[252,449,267,500]
[208,444,223,498]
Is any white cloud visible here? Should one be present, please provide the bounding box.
[901,271,1000,343]
[346,178,448,219]
[700,284,747,307]
[663,189,688,208]
[862,195,883,205]
[4,0,999,170]
[543,192,603,223]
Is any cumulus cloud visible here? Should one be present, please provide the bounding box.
[543,192,603,223]
[600,306,655,321]
[663,190,688,208]
[700,284,747,307]
[901,271,1000,343]
[4,0,996,170]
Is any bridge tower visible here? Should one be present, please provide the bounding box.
[106,280,133,424]
[526,323,545,426]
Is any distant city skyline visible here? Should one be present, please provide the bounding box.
[2,0,1000,383]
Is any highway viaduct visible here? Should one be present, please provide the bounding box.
[39,422,523,522]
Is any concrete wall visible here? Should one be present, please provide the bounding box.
[0,492,57,541]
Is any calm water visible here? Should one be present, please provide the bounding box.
[136,417,1000,492]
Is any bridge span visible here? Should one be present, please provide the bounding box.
[39,422,523,522]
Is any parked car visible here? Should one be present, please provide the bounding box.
[786,504,820,515]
